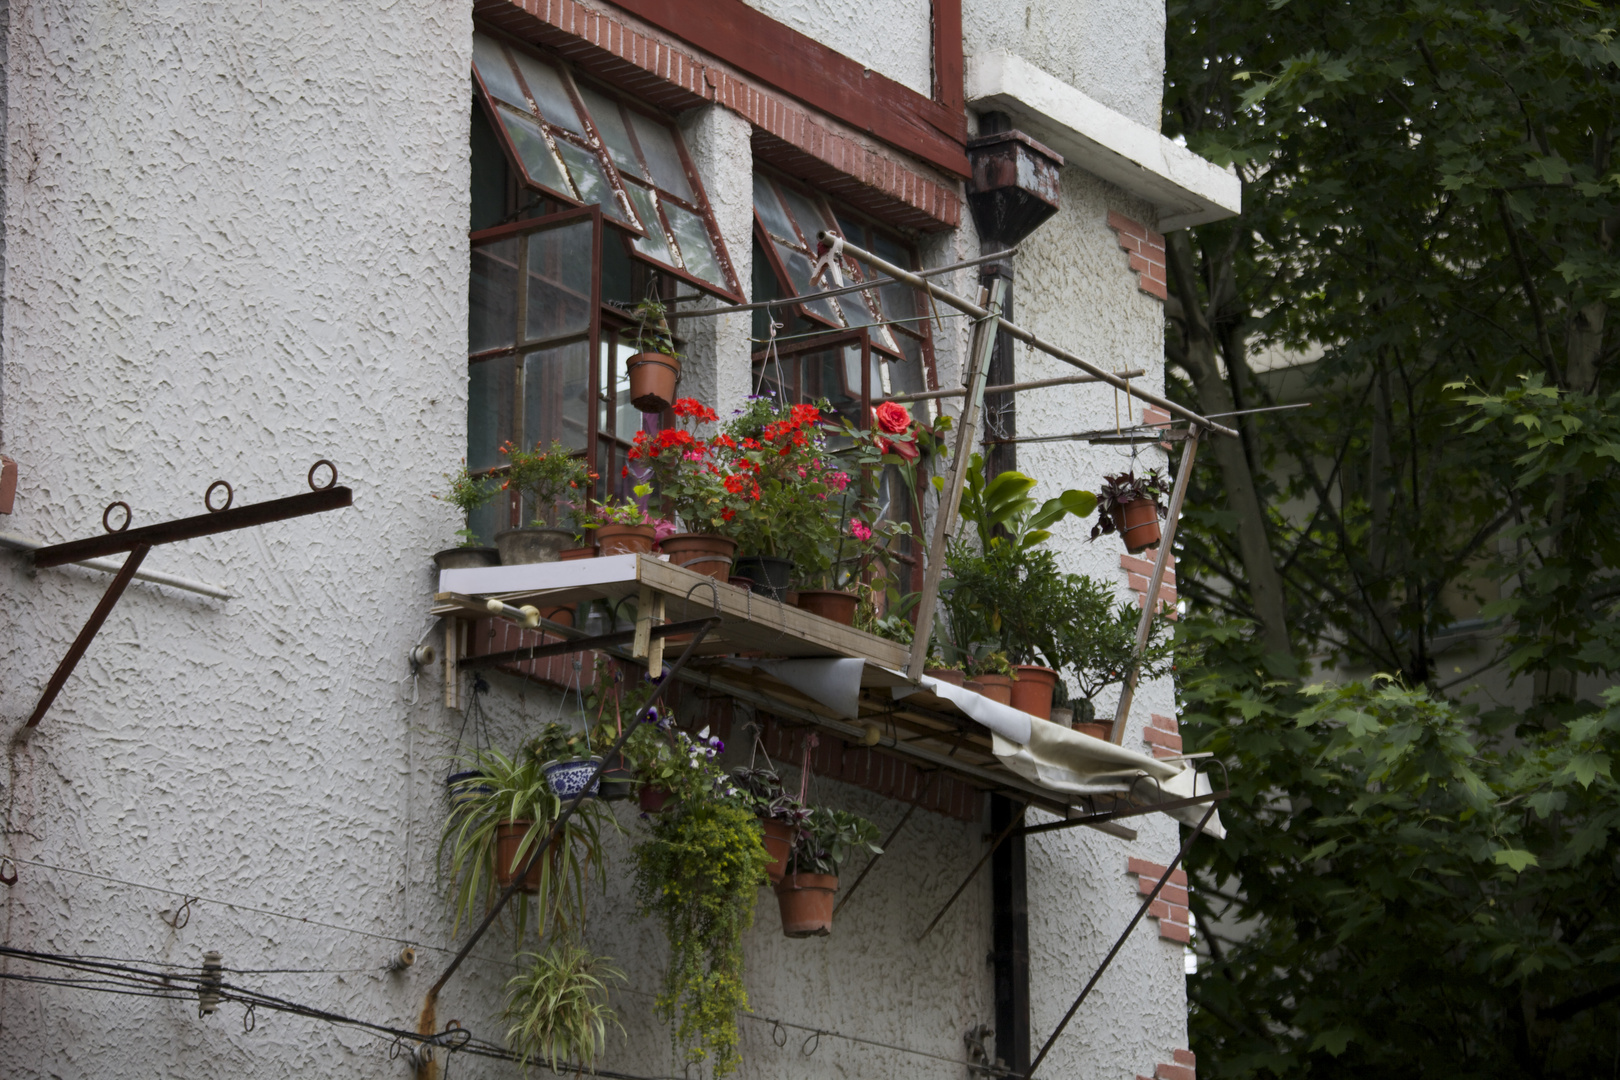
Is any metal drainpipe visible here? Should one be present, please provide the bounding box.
[965,111,1065,1075]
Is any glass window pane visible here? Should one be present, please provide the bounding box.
[890,329,926,372]
[614,341,652,439]
[664,200,723,286]
[576,86,645,180]
[473,34,529,109]
[600,233,636,307]
[469,356,516,471]
[753,174,800,245]
[554,138,629,222]
[523,341,591,457]
[872,229,919,326]
[497,107,572,196]
[467,494,504,546]
[469,239,519,354]
[773,240,840,322]
[525,221,594,342]
[471,106,509,231]
[623,184,672,264]
[510,50,586,136]
[629,112,694,202]
[779,185,833,246]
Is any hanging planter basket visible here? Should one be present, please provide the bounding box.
[627,353,681,412]
[494,820,544,892]
[776,872,838,937]
[1110,498,1162,553]
[543,757,602,800]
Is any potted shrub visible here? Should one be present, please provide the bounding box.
[775,807,881,937]
[432,462,501,570]
[625,297,683,412]
[629,398,743,581]
[972,651,1017,706]
[731,766,811,885]
[1091,469,1170,553]
[581,484,666,555]
[504,942,625,1074]
[631,727,768,1077]
[495,440,593,565]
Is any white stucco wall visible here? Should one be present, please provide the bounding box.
[737,0,934,98]
[964,0,1166,129]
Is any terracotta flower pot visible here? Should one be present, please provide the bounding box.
[976,673,1014,705]
[775,872,839,937]
[494,527,575,565]
[760,820,797,886]
[596,524,656,555]
[659,533,737,580]
[963,679,987,696]
[1110,498,1162,553]
[1075,721,1112,740]
[433,546,501,571]
[559,546,598,561]
[494,820,544,893]
[627,352,680,412]
[1011,665,1059,720]
[638,784,672,814]
[925,668,965,687]
[795,589,859,625]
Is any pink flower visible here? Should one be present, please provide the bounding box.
[849,519,872,541]
[653,518,679,542]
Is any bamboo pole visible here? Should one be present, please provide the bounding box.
[882,370,1145,405]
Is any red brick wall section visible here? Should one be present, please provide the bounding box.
[468,615,600,692]
[1108,211,1168,300]
[1142,712,1183,761]
[1139,1049,1198,1080]
[1126,856,1191,943]
[756,714,982,822]
[1121,551,1178,620]
[474,0,961,231]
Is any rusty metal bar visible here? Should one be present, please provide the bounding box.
[1023,800,1219,1080]
[883,370,1144,405]
[24,545,152,729]
[916,799,1027,942]
[33,486,352,568]
[457,617,718,671]
[1013,789,1228,838]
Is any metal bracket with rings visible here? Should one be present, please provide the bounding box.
[242,1002,256,1033]
[102,501,132,534]
[205,480,234,513]
[307,459,337,491]
[162,895,198,929]
[0,855,16,886]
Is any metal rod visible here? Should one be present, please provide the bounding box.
[457,617,718,671]
[833,775,934,917]
[663,248,1018,320]
[917,799,1027,942]
[34,486,353,568]
[0,530,234,600]
[820,232,1240,440]
[906,279,1006,681]
[1110,424,1201,743]
[883,370,1146,405]
[985,426,1189,447]
[1013,790,1228,838]
[1023,800,1219,1080]
[25,545,152,729]
[423,618,718,1003]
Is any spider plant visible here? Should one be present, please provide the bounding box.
[438,745,612,939]
[505,941,625,1073]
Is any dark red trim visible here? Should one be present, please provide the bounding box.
[932,0,964,115]
[602,0,967,177]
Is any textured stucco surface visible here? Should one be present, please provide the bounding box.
[0,3,1186,1077]
[736,0,934,98]
[964,0,1166,128]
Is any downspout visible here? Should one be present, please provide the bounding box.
[964,112,1063,1075]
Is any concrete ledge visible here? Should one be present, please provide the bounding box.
[965,51,1241,230]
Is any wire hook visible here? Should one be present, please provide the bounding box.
[162,896,198,929]
[801,1030,822,1057]
[0,855,16,886]
[242,1001,257,1033]
[771,1019,787,1047]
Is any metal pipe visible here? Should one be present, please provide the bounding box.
[662,248,1018,320]
[0,530,234,600]
[882,370,1146,405]
[818,232,1240,440]
[25,545,152,729]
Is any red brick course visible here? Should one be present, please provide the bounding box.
[1126,857,1193,943]
[1108,211,1169,300]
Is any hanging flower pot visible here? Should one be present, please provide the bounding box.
[1110,498,1162,553]
[446,769,494,807]
[598,758,636,801]
[775,872,838,937]
[627,353,681,412]
[794,589,859,625]
[659,533,737,580]
[759,820,797,886]
[596,524,656,556]
[1010,665,1058,720]
[976,673,1014,706]
[543,757,602,800]
[494,820,544,892]
[733,555,794,601]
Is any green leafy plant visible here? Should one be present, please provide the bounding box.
[1090,470,1169,542]
[951,454,1097,555]
[784,807,882,876]
[436,461,497,547]
[626,297,682,359]
[500,439,593,527]
[580,486,658,528]
[729,766,811,825]
[504,941,626,1074]
[632,786,770,1075]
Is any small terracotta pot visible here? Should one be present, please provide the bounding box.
[760,820,797,886]
[976,673,1014,705]
[1110,498,1162,553]
[433,546,501,571]
[537,605,574,628]
[795,589,859,625]
[659,533,737,580]
[597,524,656,556]
[627,353,680,412]
[963,679,987,696]
[925,668,965,687]
[1075,721,1112,740]
[494,821,543,892]
[638,785,673,814]
[559,546,598,561]
[1010,665,1059,720]
[775,872,838,937]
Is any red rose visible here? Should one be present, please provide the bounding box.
[874,401,912,435]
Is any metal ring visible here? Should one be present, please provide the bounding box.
[205,480,234,513]
[771,1020,786,1048]
[0,856,16,886]
[801,1031,821,1057]
[242,1002,256,1033]
[102,501,132,534]
[307,459,337,491]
